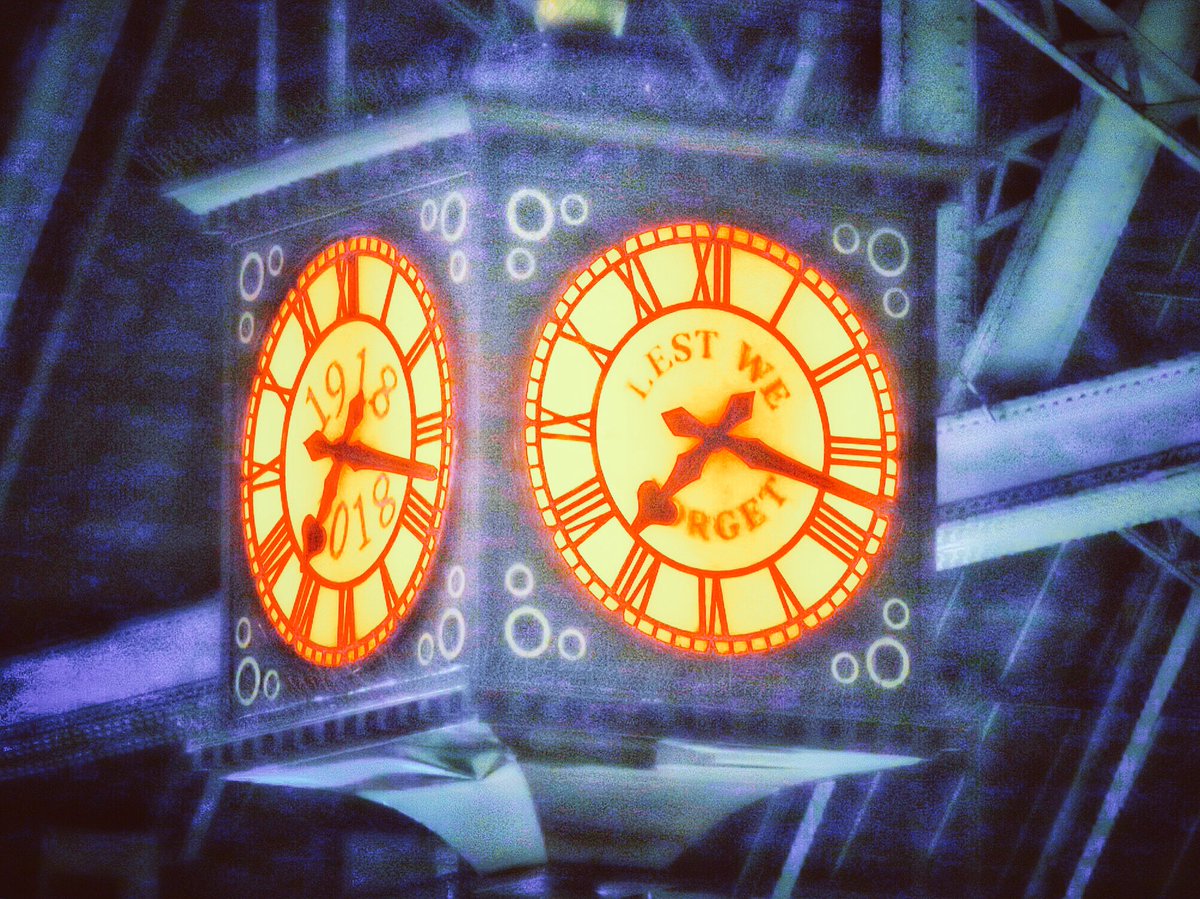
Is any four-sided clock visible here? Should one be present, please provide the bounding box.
[240,237,454,667]
[523,223,899,655]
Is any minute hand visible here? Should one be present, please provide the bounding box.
[306,432,437,480]
[723,435,884,510]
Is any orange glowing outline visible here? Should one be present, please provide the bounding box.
[523,223,901,655]
[240,237,455,667]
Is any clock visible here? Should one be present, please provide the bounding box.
[241,237,454,667]
[523,223,898,655]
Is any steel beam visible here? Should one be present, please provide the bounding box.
[1068,590,1200,896]
[0,0,132,341]
[473,100,976,181]
[939,353,1200,507]
[937,353,1200,569]
[952,0,1200,405]
[881,0,977,145]
[772,780,835,898]
[164,97,472,215]
[975,0,1200,173]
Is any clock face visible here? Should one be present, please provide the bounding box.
[524,223,898,655]
[241,237,454,667]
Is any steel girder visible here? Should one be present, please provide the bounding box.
[949,0,1200,405]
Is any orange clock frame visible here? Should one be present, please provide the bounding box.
[241,237,454,667]
[523,223,899,655]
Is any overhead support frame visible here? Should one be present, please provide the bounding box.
[976,0,1200,175]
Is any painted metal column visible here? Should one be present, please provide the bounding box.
[880,0,977,145]
[0,1,187,523]
[949,0,1200,406]
[257,0,277,138]
[0,0,132,341]
[879,0,978,395]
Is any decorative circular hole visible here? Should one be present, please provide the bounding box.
[267,245,284,277]
[831,651,860,684]
[420,198,438,232]
[417,632,436,666]
[557,627,587,661]
[504,605,552,659]
[832,223,861,255]
[506,248,536,281]
[239,252,265,302]
[238,312,255,345]
[438,607,466,661]
[262,668,280,700]
[504,563,534,598]
[235,616,252,649]
[867,227,910,278]
[506,188,554,242]
[235,656,261,706]
[440,191,468,243]
[883,597,910,630]
[449,249,468,284]
[560,193,589,227]
[866,636,910,689]
[446,564,466,599]
[882,287,911,320]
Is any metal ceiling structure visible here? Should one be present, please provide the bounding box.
[2,1,1199,896]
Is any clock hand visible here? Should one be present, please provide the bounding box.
[301,389,366,557]
[722,434,885,511]
[306,432,438,480]
[630,393,755,532]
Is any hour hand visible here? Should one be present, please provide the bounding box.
[661,392,755,438]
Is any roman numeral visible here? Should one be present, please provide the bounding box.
[414,410,445,447]
[400,487,436,539]
[769,272,804,327]
[248,454,282,491]
[290,573,320,638]
[337,587,356,648]
[806,501,869,564]
[698,576,729,636]
[558,318,612,368]
[336,253,359,318]
[379,268,399,322]
[262,369,294,404]
[828,435,887,468]
[613,255,662,320]
[293,291,320,350]
[811,349,862,387]
[769,563,805,619]
[692,238,731,304]
[536,407,595,443]
[556,475,613,544]
[380,564,402,615]
[258,518,293,585]
[613,543,660,612]
[404,325,433,371]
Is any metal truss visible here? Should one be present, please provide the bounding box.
[976,0,1200,174]
[974,114,1067,241]
[1120,519,1200,591]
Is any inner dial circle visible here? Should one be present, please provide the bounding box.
[595,306,826,574]
[283,318,413,585]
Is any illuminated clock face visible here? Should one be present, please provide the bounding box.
[524,223,898,655]
[241,237,453,667]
